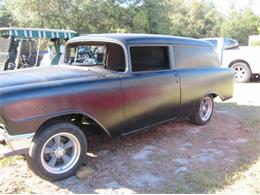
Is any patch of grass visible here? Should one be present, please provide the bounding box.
[218,158,260,193]
[174,180,193,194]
[161,184,175,194]
[162,181,193,194]
[225,168,245,185]
[162,158,260,193]
[160,169,226,193]
[0,155,24,167]
[182,170,225,193]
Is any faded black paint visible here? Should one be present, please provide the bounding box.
[0,34,234,137]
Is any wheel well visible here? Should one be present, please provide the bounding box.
[228,59,251,70]
[209,93,223,100]
[34,113,111,140]
[210,93,217,98]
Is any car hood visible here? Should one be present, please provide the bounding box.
[0,65,109,89]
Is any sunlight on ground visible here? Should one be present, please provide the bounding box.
[217,158,260,194]
[95,186,136,194]
[95,188,135,194]
[232,83,260,106]
[215,83,260,106]
[216,83,260,106]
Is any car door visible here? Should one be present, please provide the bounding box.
[121,45,180,134]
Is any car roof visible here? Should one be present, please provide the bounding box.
[68,33,212,47]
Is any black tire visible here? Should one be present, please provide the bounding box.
[190,95,214,126]
[250,74,260,82]
[231,62,251,83]
[26,122,87,181]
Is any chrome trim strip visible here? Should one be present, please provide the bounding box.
[5,133,35,142]
[1,130,34,151]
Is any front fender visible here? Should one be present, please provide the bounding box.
[3,109,111,136]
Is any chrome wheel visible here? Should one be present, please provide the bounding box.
[232,62,251,83]
[199,96,213,122]
[40,132,81,174]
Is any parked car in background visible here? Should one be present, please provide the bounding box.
[0,27,77,71]
[202,37,260,82]
[0,34,234,181]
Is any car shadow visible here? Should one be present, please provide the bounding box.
[53,101,260,193]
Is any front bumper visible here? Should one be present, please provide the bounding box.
[0,126,34,158]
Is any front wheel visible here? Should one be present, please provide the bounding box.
[190,95,214,126]
[26,122,87,181]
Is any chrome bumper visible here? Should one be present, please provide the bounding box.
[0,126,34,158]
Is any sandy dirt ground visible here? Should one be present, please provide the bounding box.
[0,81,259,194]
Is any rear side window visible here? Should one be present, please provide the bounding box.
[130,46,170,72]
[173,46,219,68]
[207,40,217,50]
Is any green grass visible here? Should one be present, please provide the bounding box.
[161,162,259,194]
[160,169,225,193]
[184,170,225,193]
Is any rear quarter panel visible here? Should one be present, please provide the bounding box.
[176,67,234,117]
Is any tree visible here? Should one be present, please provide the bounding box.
[2,0,260,43]
[0,4,14,27]
[3,0,117,32]
[220,9,260,45]
[140,0,170,34]
[166,0,223,38]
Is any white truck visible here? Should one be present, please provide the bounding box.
[202,38,260,83]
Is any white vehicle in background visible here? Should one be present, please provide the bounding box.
[202,37,260,83]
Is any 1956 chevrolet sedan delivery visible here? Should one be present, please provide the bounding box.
[0,34,234,181]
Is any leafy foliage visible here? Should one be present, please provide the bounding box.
[220,9,260,45]
[0,3,14,27]
[1,0,260,45]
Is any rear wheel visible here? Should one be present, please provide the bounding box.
[26,122,87,181]
[231,62,251,83]
[190,95,214,126]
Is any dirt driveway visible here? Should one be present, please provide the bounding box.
[0,81,259,193]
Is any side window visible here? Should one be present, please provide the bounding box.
[207,40,217,50]
[66,44,106,65]
[130,46,170,72]
[224,38,234,49]
[65,43,125,72]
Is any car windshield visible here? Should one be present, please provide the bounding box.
[65,44,105,66]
